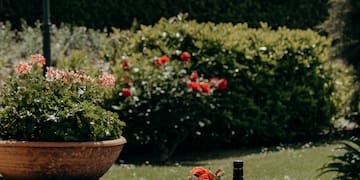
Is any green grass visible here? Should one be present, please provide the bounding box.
[102,143,342,180]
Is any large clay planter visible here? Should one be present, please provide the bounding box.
[0,136,126,180]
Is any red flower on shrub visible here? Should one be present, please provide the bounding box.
[122,60,130,70]
[218,78,228,90]
[179,51,191,62]
[190,71,198,81]
[159,55,170,63]
[209,78,228,90]
[188,82,201,91]
[199,82,211,93]
[121,88,131,97]
[154,55,170,66]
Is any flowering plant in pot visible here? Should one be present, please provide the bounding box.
[0,54,126,179]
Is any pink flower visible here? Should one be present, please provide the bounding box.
[79,73,94,83]
[67,71,94,84]
[30,54,46,67]
[61,73,68,84]
[98,72,116,87]
[46,67,70,83]
[179,51,191,62]
[67,71,80,84]
[15,62,31,74]
[46,67,57,79]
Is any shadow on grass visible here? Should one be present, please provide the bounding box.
[116,144,260,167]
[116,130,356,167]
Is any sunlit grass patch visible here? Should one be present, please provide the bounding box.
[102,143,340,180]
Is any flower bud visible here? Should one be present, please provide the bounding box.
[179,51,191,62]
[121,88,131,97]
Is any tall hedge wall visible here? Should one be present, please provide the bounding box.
[0,0,329,30]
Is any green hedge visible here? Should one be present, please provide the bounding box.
[0,0,328,30]
[106,15,335,159]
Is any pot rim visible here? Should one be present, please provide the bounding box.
[0,136,126,147]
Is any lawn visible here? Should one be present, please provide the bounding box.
[102,142,341,180]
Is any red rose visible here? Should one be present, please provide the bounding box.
[121,88,131,97]
[218,78,228,90]
[188,82,201,91]
[190,71,198,81]
[199,82,211,93]
[122,60,130,70]
[179,51,191,62]
[159,55,169,64]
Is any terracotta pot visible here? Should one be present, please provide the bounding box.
[0,136,126,180]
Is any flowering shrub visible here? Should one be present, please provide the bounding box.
[108,15,335,160]
[0,54,125,141]
[111,51,228,161]
[188,167,224,180]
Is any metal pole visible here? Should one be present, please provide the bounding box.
[233,160,243,180]
[42,0,51,76]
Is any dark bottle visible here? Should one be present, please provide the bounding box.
[233,160,243,180]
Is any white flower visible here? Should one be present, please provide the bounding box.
[46,114,58,122]
[78,86,86,96]
[259,46,267,51]
[133,67,140,73]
